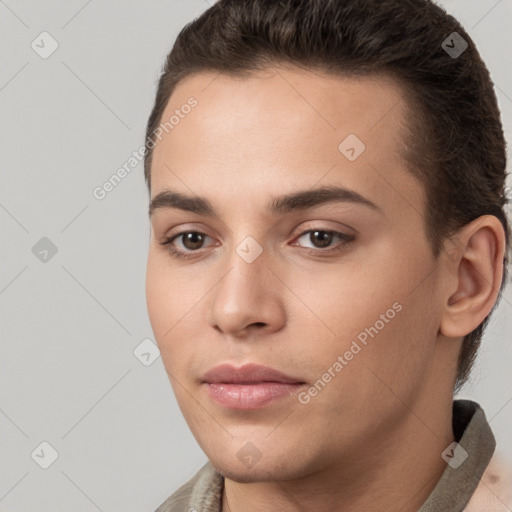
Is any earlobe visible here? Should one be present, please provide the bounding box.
[439,215,505,339]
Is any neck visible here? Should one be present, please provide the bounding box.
[221,393,455,512]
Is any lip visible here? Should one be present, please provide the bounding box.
[202,363,304,384]
[201,363,306,410]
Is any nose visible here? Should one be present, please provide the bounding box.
[206,244,287,339]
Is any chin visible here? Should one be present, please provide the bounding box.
[209,450,310,484]
[218,467,268,483]
[212,460,287,483]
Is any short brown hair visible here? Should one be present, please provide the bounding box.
[144,0,511,393]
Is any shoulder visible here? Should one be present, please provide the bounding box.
[464,452,512,511]
[154,461,224,512]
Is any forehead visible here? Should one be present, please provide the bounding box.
[150,65,424,223]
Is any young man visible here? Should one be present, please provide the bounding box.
[144,0,511,510]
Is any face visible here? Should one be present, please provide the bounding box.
[145,65,446,482]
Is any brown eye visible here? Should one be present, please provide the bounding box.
[308,230,334,248]
[179,232,206,251]
[160,231,214,259]
[295,229,353,250]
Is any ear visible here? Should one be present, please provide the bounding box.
[439,215,506,338]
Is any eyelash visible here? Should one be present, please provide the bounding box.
[159,229,355,260]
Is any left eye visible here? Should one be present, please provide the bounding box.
[293,229,354,250]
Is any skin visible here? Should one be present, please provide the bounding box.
[145,64,505,512]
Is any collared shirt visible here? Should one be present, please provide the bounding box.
[154,399,504,512]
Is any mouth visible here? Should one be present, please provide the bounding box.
[201,363,306,410]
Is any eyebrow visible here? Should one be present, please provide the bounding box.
[148,185,382,218]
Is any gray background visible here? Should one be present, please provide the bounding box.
[0,1,511,510]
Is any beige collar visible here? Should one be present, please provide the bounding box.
[418,399,496,511]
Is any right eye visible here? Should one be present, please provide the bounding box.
[159,231,216,259]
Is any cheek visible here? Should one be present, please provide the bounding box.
[145,251,207,369]
[279,260,400,348]
[339,273,439,392]
[145,251,188,348]
[286,245,433,368]
[145,253,169,336]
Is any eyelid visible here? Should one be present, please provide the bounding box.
[289,220,356,239]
